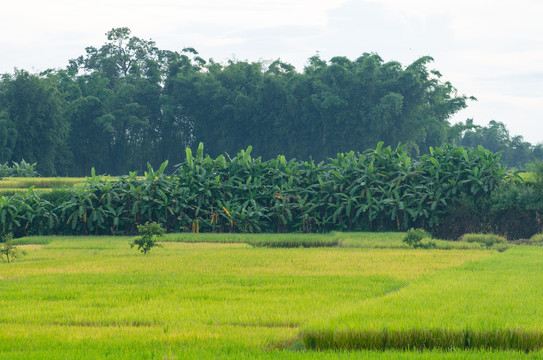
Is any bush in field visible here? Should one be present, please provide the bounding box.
[402,228,436,249]
[130,222,164,255]
[460,233,507,248]
[0,233,25,263]
[531,233,543,243]
[493,243,511,252]
[515,233,543,246]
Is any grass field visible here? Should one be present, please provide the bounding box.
[0,177,85,196]
[1,233,542,359]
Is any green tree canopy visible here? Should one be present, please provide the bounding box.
[0,27,540,175]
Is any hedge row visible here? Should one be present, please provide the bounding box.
[2,143,539,239]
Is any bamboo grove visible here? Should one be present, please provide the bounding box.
[2,28,542,177]
[0,142,517,239]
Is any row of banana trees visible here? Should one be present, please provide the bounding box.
[0,143,507,238]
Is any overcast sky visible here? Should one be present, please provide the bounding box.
[1,0,542,144]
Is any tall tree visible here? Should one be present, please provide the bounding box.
[0,70,68,175]
[70,28,167,173]
[0,111,16,162]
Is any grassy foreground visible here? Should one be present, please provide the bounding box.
[0,234,542,359]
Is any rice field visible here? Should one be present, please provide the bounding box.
[1,234,542,359]
[303,246,543,351]
[0,177,85,189]
[0,177,85,196]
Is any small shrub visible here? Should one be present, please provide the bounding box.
[402,228,436,249]
[460,233,507,248]
[0,233,26,263]
[493,243,510,252]
[130,222,164,255]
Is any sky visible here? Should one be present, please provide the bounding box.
[1,0,542,144]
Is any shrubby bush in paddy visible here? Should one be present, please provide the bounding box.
[402,228,436,249]
[0,233,25,263]
[530,233,543,244]
[130,221,164,255]
[460,233,507,248]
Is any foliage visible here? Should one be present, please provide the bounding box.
[493,243,511,252]
[515,233,543,246]
[402,228,436,249]
[0,28,481,176]
[460,233,507,248]
[0,160,38,177]
[0,143,511,238]
[531,233,543,243]
[1,29,542,176]
[526,160,543,186]
[130,221,164,254]
[0,70,68,176]
[0,233,26,263]
[454,119,543,169]
[489,181,543,240]
[402,228,426,247]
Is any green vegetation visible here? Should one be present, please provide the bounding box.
[162,232,341,248]
[0,177,84,189]
[455,119,542,169]
[0,160,38,177]
[1,25,542,360]
[302,246,543,351]
[402,228,436,249]
[1,27,540,178]
[130,221,164,255]
[0,233,25,263]
[0,142,513,239]
[530,233,543,243]
[0,177,84,196]
[514,233,543,246]
[460,233,508,248]
[0,234,541,359]
[161,232,482,250]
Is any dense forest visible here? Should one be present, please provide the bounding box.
[0,27,541,176]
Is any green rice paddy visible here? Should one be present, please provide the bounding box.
[1,233,542,359]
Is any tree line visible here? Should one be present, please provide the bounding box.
[0,142,525,239]
[0,27,541,176]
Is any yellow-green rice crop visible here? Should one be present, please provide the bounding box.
[0,177,85,189]
[303,246,543,351]
[0,235,514,359]
[161,232,482,250]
